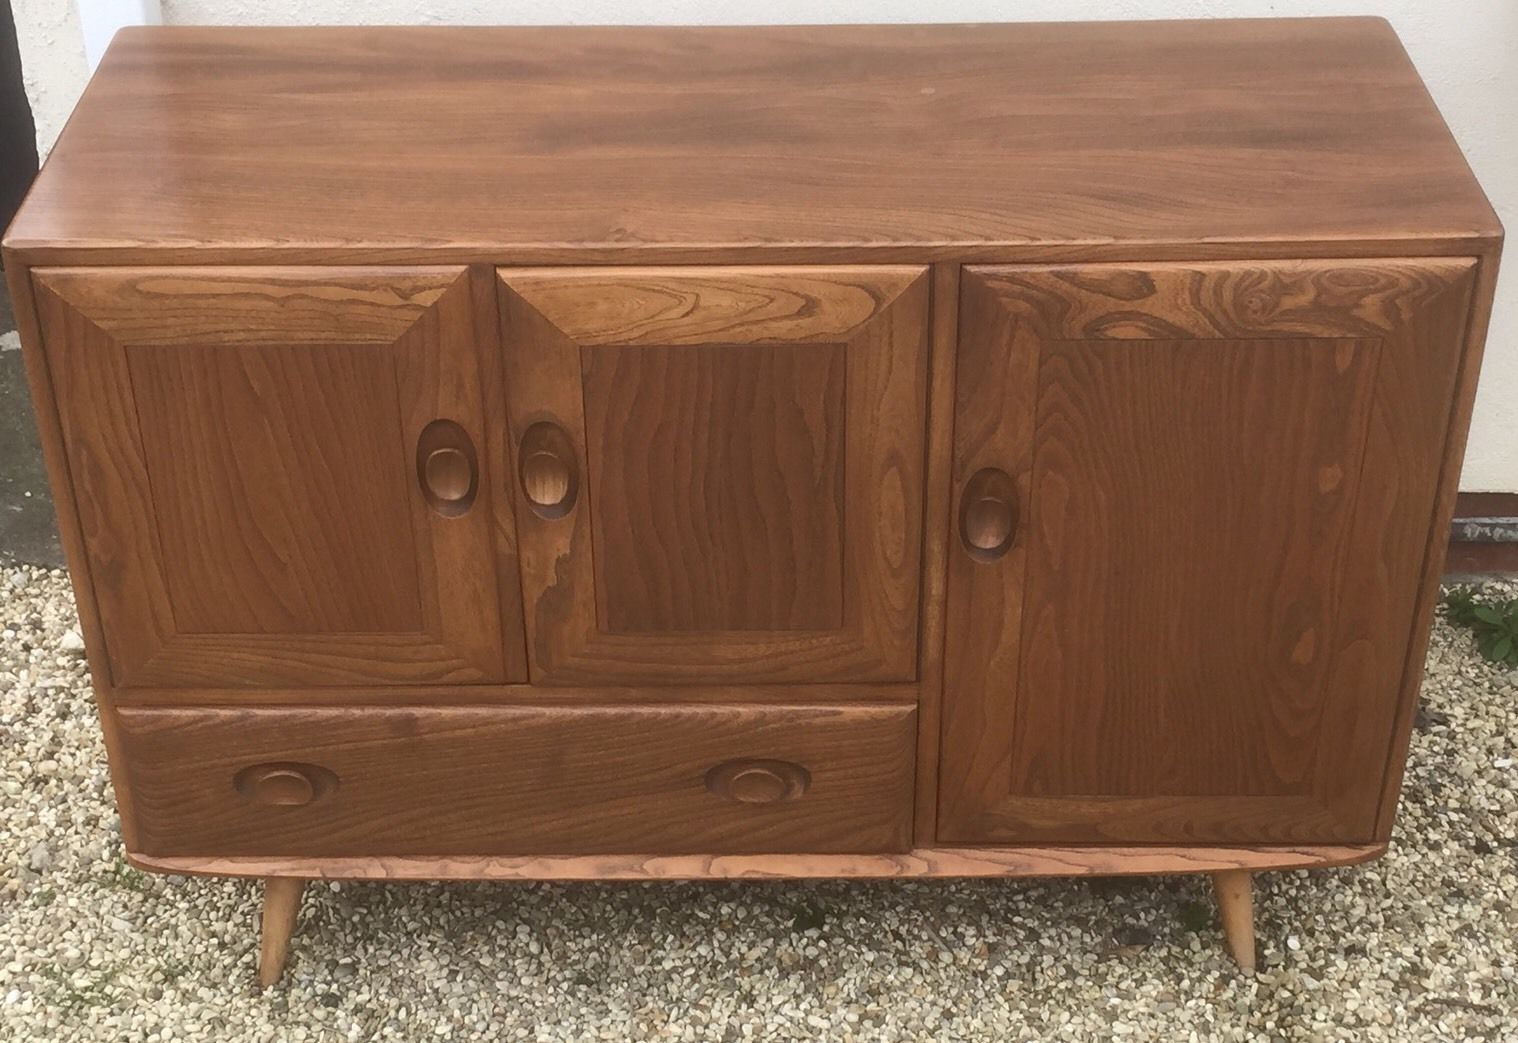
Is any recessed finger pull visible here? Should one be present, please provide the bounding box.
[519,421,579,519]
[705,759,811,804]
[234,762,338,807]
[960,467,1017,562]
[416,419,479,517]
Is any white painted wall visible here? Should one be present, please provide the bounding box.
[15,0,1518,489]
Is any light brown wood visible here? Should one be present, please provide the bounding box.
[3,261,143,850]
[115,704,916,856]
[1212,870,1257,971]
[499,266,929,684]
[129,842,1386,882]
[2,22,1497,268]
[939,259,1479,845]
[258,877,304,987]
[30,266,522,687]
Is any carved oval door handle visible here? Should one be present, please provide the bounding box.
[705,759,811,804]
[234,762,338,807]
[960,467,1017,561]
[416,419,479,517]
[518,421,579,519]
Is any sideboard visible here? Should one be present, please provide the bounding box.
[2,19,1501,984]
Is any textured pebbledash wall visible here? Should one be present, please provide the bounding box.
[13,0,1518,492]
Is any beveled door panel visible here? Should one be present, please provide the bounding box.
[939,259,1478,844]
[498,266,929,684]
[34,266,524,687]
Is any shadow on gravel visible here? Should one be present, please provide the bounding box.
[0,273,63,567]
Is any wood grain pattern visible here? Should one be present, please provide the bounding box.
[940,259,1478,845]
[1,21,1502,920]
[127,341,423,634]
[913,263,960,844]
[105,683,920,707]
[116,704,916,856]
[1374,250,1505,837]
[127,842,1387,882]
[499,266,928,684]
[1012,336,1378,799]
[581,342,846,633]
[3,22,1498,267]
[32,266,519,687]
[4,261,144,850]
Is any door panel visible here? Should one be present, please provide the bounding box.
[939,259,1477,844]
[498,266,929,684]
[35,266,523,687]
[581,342,848,634]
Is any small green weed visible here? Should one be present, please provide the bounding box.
[1444,586,1518,668]
[98,857,147,893]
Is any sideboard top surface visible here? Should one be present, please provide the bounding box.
[3,18,1501,262]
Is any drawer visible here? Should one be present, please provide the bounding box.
[115,704,915,856]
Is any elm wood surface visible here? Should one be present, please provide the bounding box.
[0,19,1504,978]
[115,704,917,856]
[31,266,523,688]
[1,21,1498,267]
[129,843,1386,882]
[499,266,928,684]
[913,263,962,843]
[1373,251,1503,836]
[105,684,921,707]
[939,259,1479,845]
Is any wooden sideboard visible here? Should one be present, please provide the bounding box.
[3,20,1501,984]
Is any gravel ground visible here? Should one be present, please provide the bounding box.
[1,564,1515,1041]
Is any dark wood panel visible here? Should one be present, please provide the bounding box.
[499,266,928,684]
[33,266,516,687]
[3,22,1497,263]
[1011,337,1377,799]
[581,342,846,633]
[940,258,1478,845]
[116,704,916,856]
[128,341,422,634]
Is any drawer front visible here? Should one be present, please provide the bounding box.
[116,704,915,856]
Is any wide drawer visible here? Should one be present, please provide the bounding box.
[115,704,915,856]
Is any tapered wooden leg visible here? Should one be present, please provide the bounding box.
[258,877,305,987]
[1211,869,1256,971]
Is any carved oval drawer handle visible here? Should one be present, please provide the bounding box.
[416,419,479,517]
[234,762,338,807]
[705,759,811,804]
[960,466,1018,562]
[518,420,579,519]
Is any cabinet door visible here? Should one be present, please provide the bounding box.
[939,259,1477,844]
[35,266,522,687]
[498,266,929,684]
